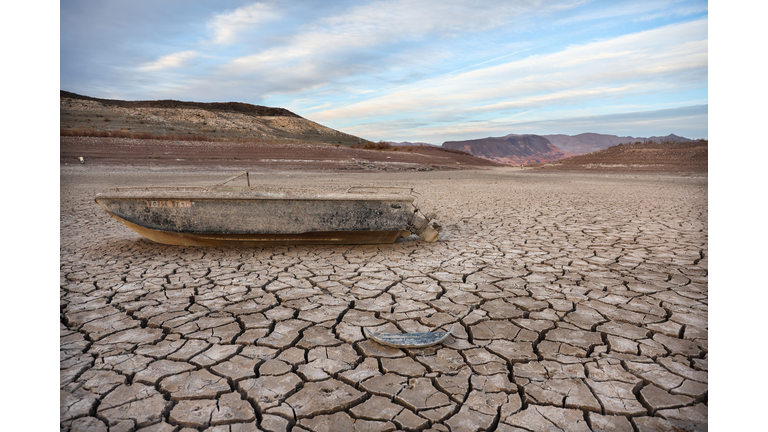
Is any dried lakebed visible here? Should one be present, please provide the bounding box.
[61,166,708,432]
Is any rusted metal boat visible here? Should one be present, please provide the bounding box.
[95,171,439,246]
[365,325,453,348]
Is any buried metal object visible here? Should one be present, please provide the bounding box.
[95,171,440,246]
[365,325,453,348]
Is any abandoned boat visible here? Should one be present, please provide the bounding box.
[95,172,439,246]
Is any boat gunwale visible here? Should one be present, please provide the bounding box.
[95,190,417,202]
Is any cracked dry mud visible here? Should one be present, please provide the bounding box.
[61,167,708,432]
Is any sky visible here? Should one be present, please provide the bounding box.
[60,0,708,143]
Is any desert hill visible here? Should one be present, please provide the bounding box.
[442,132,698,165]
[442,134,569,165]
[543,133,692,155]
[538,139,707,173]
[60,91,367,146]
[60,91,500,170]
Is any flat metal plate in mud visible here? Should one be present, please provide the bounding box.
[365,325,453,348]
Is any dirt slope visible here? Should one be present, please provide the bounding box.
[60,91,367,146]
[543,133,693,155]
[61,136,501,171]
[537,140,707,173]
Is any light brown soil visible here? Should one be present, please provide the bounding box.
[60,94,365,145]
[537,140,708,173]
[61,136,501,172]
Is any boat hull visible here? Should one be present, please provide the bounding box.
[95,188,424,245]
[104,210,410,246]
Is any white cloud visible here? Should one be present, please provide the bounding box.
[310,18,708,123]
[552,0,706,26]
[138,50,200,72]
[218,0,581,92]
[305,102,333,111]
[208,2,279,45]
[634,3,708,22]
[317,0,545,39]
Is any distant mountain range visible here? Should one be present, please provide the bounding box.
[442,134,570,165]
[441,133,693,165]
